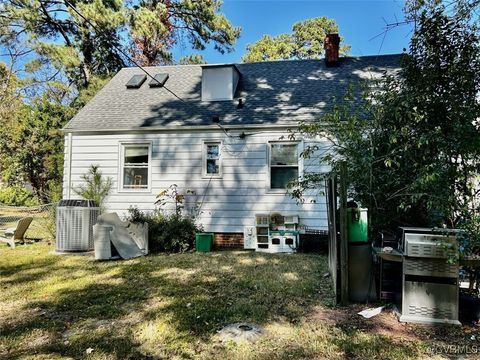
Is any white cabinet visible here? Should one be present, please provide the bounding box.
[254,214,299,253]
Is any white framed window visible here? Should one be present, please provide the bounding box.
[269,142,299,189]
[202,141,222,177]
[119,143,151,191]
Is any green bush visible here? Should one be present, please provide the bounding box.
[127,207,202,253]
[0,186,40,206]
[74,165,113,212]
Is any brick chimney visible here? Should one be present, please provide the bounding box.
[324,33,340,66]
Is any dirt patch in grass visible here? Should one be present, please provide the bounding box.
[311,305,430,341]
[310,303,480,357]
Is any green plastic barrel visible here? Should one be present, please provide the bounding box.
[347,208,368,243]
[195,233,213,252]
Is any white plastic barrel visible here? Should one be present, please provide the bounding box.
[93,224,112,260]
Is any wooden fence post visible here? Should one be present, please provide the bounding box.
[326,175,338,302]
[339,161,349,305]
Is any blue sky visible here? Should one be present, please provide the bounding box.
[173,0,414,63]
[1,0,414,72]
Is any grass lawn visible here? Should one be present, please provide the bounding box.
[0,243,475,359]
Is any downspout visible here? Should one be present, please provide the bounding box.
[66,132,73,198]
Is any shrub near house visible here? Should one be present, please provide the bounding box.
[127,185,202,253]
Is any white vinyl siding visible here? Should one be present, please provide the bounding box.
[63,130,329,233]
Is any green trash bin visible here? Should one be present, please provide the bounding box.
[347,208,368,243]
[195,233,213,252]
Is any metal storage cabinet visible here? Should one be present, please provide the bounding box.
[402,280,459,322]
[399,228,461,325]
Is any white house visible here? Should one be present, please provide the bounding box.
[62,37,401,249]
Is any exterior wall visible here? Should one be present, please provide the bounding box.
[214,233,244,248]
[63,129,330,234]
[201,66,237,101]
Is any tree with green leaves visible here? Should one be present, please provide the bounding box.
[293,4,480,253]
[178,54,207,65]
[0,62,21,127]
[0,62,112,202]
[1,0,126,89]
[0,0,239,89]
[242,17,350,63]
[129,1,240,66]
[0,62,22,188]
[405,0,479,24]
[0,95,74,202]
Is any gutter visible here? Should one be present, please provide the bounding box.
[66,132,73,198]
[61,123,306,135]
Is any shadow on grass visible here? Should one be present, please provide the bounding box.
[332,330,423,360]
[0,247,432,359]
[0,257,65,289]
[1,249,333,358]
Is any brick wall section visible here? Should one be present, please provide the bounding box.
[214,232,244,248]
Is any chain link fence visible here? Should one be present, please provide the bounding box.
[0,203,57,241]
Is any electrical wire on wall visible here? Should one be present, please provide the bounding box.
[195,175,213,218]
[222,133,249,157]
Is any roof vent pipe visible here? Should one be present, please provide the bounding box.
[237,98,244,109]
[324,33,340,67]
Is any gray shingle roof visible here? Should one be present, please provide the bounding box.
[64,54,402,131]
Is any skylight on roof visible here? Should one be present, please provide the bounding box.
[149,73,169,88]
[126,75,147,89]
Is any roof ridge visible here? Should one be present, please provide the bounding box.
[118,53,404,71]
[344,53,404,60]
